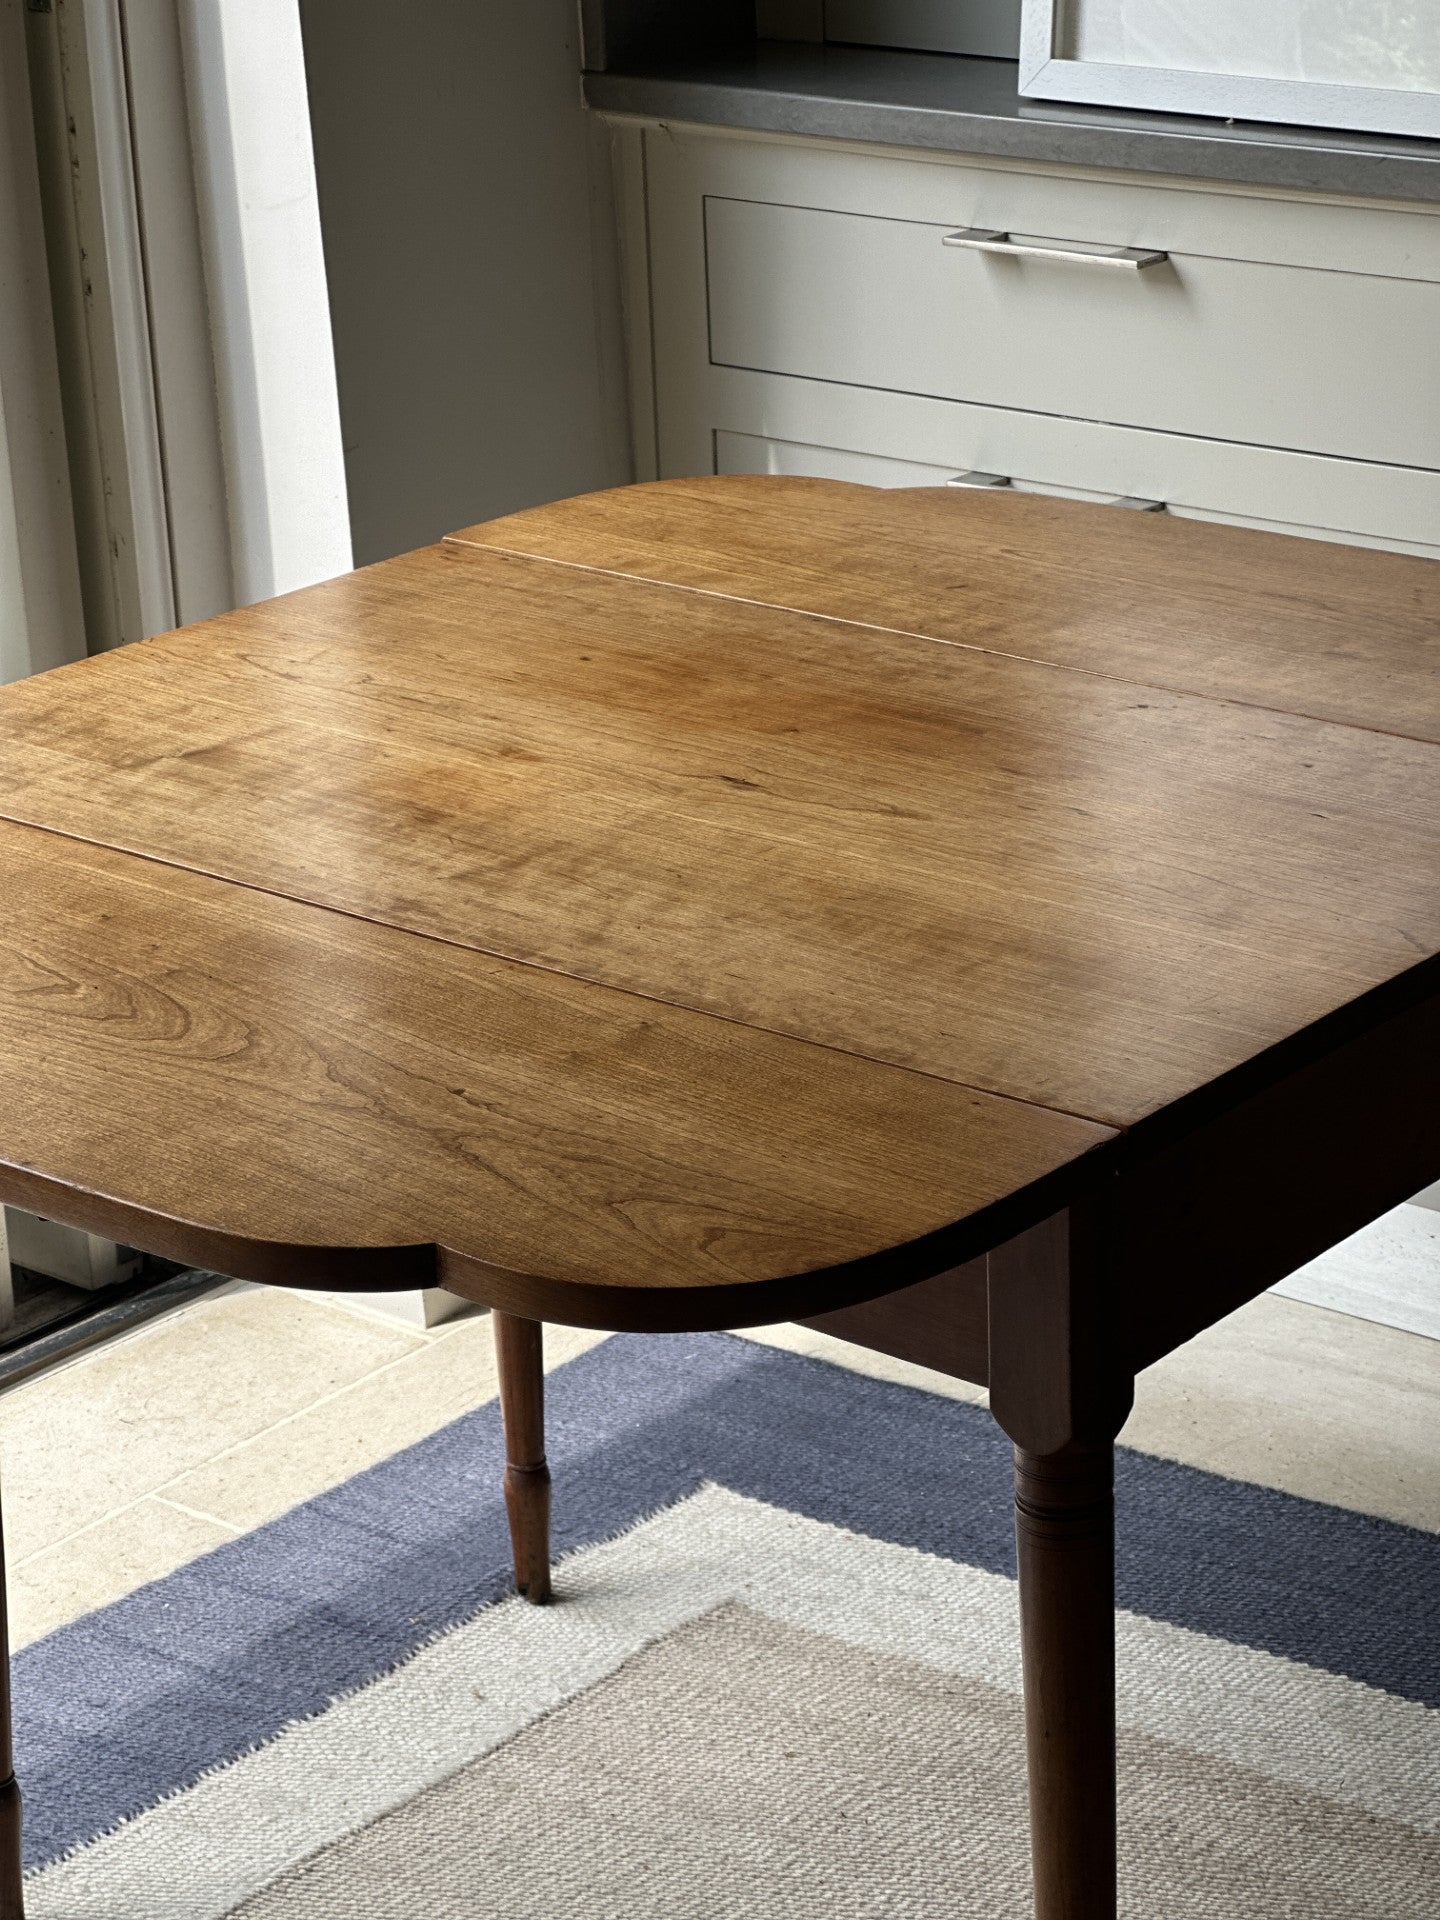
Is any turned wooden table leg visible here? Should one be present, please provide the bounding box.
[492,1312,552,1604]
[989,1207,1131,1920]
[1014,1442,1116,1920]
[0,1488,23,1918]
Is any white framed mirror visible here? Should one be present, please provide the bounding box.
[1020,2,1440,138]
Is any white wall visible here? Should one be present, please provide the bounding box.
[298,0,631,565]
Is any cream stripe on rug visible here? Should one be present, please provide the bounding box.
[28,1486,1438,1920]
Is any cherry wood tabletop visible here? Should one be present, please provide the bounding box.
[0,478,1436,1328]
[1,475,1436,1920]
[451,475,1440,741]
[0,816,1108,1325]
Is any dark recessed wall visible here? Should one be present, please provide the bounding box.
[580,0,755,69]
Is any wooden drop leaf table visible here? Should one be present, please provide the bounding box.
[0,477,1436,1918]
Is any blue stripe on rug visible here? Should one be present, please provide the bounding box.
[15,1330,1437,1869]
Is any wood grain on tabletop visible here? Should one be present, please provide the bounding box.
[0,537,1435,1129]
[448,475,1440,743]
[0,818,1111,1321]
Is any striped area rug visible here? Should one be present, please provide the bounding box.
[18,1332,1439,1917]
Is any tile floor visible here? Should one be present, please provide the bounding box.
[1,1274,1435,1652]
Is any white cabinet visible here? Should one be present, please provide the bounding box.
[619,125,1440,556]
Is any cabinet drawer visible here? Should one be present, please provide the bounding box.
[705,193,1440,471]
[701,371,1440,557]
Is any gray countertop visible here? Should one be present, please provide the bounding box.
[585,46,1440,205]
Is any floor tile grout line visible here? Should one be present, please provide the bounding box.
[0,1279,254,1408]
[0,1283,416,1417]
[140,1310,608,1512]
[5,1313,479,1567]
[151,1314,601,1506]
[145,1328,503,1505]
[9,1325,614,1640]
[289,1297,435,1352]
[301,1294,453,1342]
[12,1487,176,1571]
[7,1314,594,1574]
[149,1494,246,1537]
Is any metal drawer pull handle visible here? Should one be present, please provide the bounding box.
[943,227,1169,271]
[944,476,1168,512]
